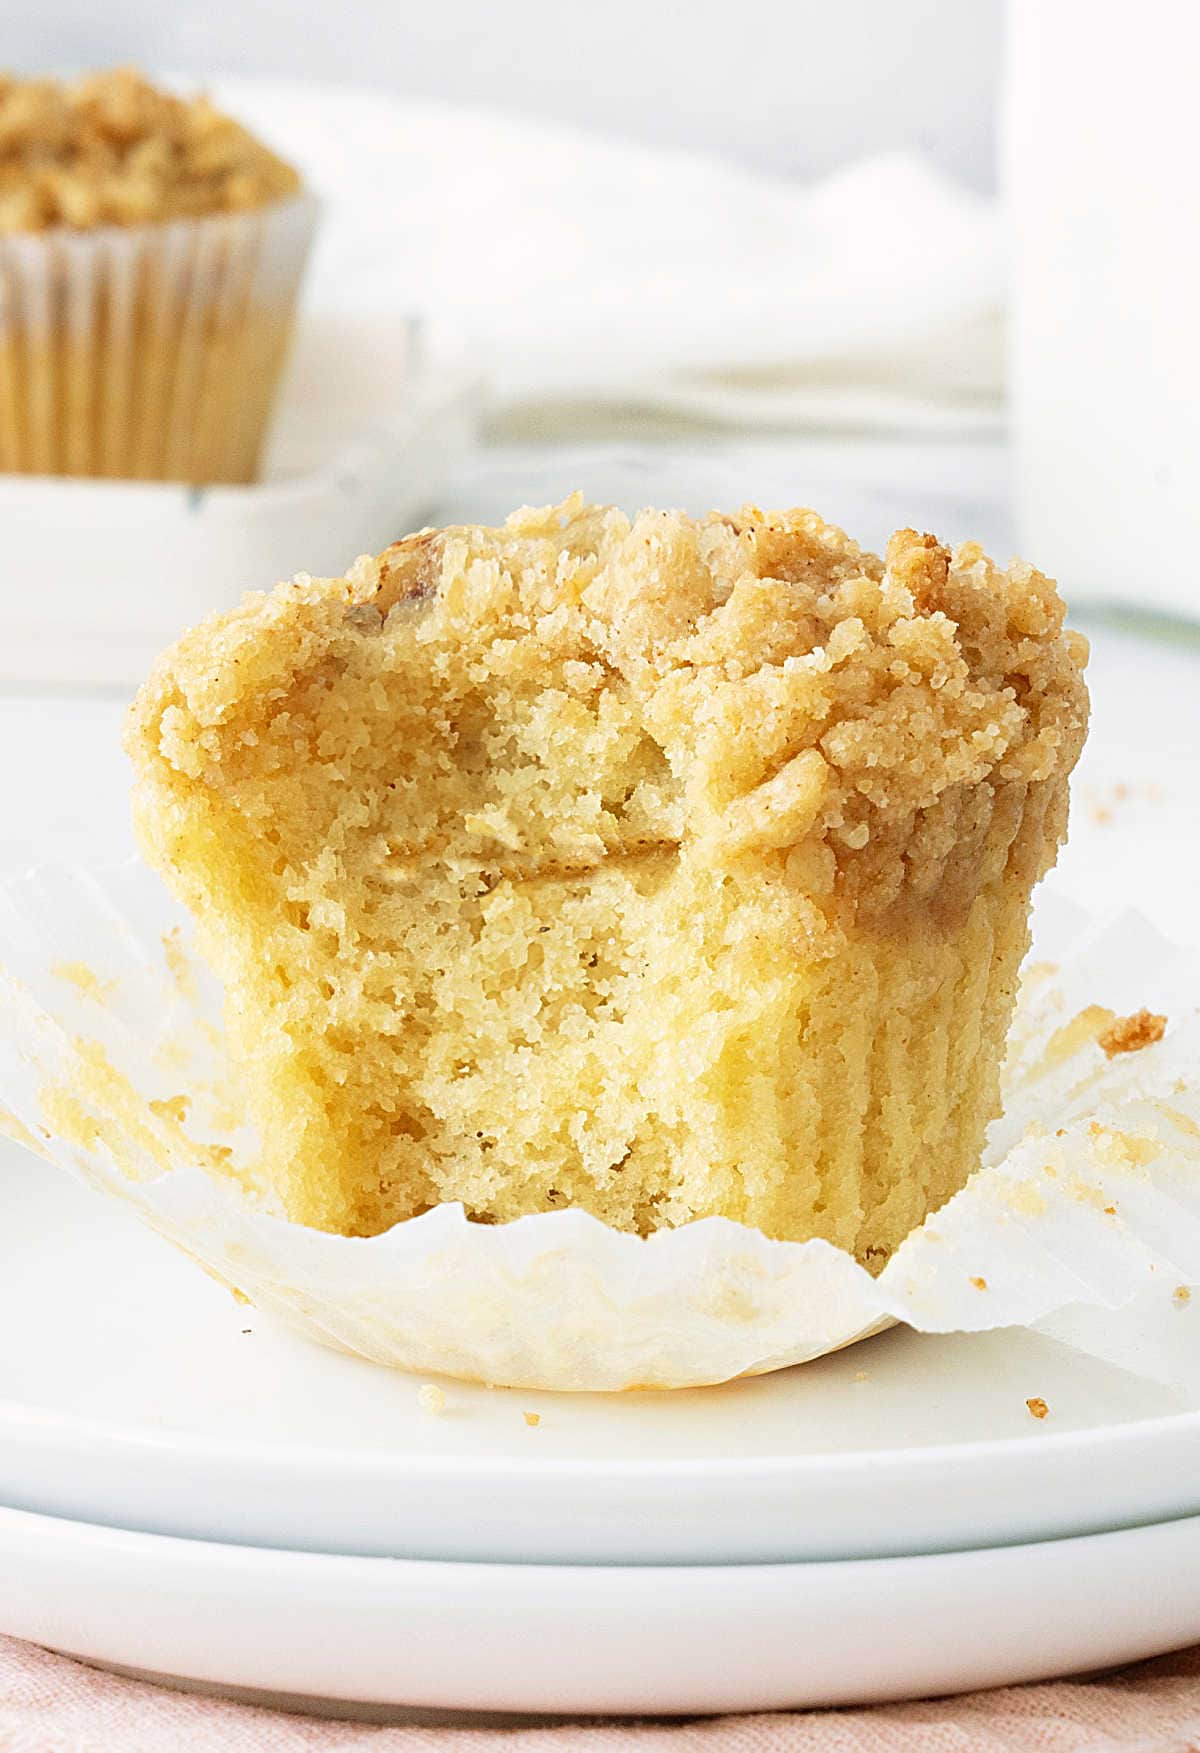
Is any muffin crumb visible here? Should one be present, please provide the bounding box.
[417,1383,447,1416]
[523,1411,541,1428]
[148,1094,191,1125]
[1026,1396,1049,1420]
[1098,1009,1167,1059]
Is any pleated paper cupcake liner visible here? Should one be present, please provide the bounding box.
[1,860,1198,1391]
[0,193,316,482]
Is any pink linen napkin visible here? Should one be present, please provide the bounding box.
[2,1636,1200,1752]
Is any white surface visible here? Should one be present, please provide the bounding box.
[4,1130,1200,1566]
[1,1502,1199,1715]
[1008,3,1200,612]
[0,371,479,688]
[14,3,1002,190]
[220,80,1001,436]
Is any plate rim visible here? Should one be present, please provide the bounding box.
[7,1491,1200,1573]
[5,1497,1200,1714]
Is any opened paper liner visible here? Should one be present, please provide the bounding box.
[1,862,1198,1391]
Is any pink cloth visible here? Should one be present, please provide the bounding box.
[2,1638,1200,1752]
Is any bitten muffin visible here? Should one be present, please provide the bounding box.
[126,498,1089,1264]
[0,68,313,482]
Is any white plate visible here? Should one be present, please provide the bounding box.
[3,1501,1200,1716]
[4,1142,1200,1566]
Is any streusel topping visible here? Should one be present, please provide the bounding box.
[141,496,1088,930]
[0,68,300,232]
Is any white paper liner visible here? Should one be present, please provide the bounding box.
[1,861,1198,1391]
[0,195,316,481]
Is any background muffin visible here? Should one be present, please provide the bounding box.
[126,499,1089,1265]
[0,68,314,482]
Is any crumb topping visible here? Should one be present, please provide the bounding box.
[1026,1396,1049,1420]
[133,495,1089,933]
[1098,1008,1167,1059]
[0,68,300,231]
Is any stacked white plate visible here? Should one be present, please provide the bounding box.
[3,1135,1200,1721]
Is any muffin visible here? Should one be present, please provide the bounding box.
[0,68,314,483]
[125,498,1089,1265]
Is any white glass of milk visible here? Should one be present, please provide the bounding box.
[1006,0,1200,615]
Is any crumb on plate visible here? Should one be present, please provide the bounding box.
[1098,1009,1167,1059]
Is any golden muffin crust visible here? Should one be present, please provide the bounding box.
[127,497,1089,1257]
[0,67,300,231]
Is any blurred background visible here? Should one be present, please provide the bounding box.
[4,0,1003,189]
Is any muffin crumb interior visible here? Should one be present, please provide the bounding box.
[126,497,1089,1262]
